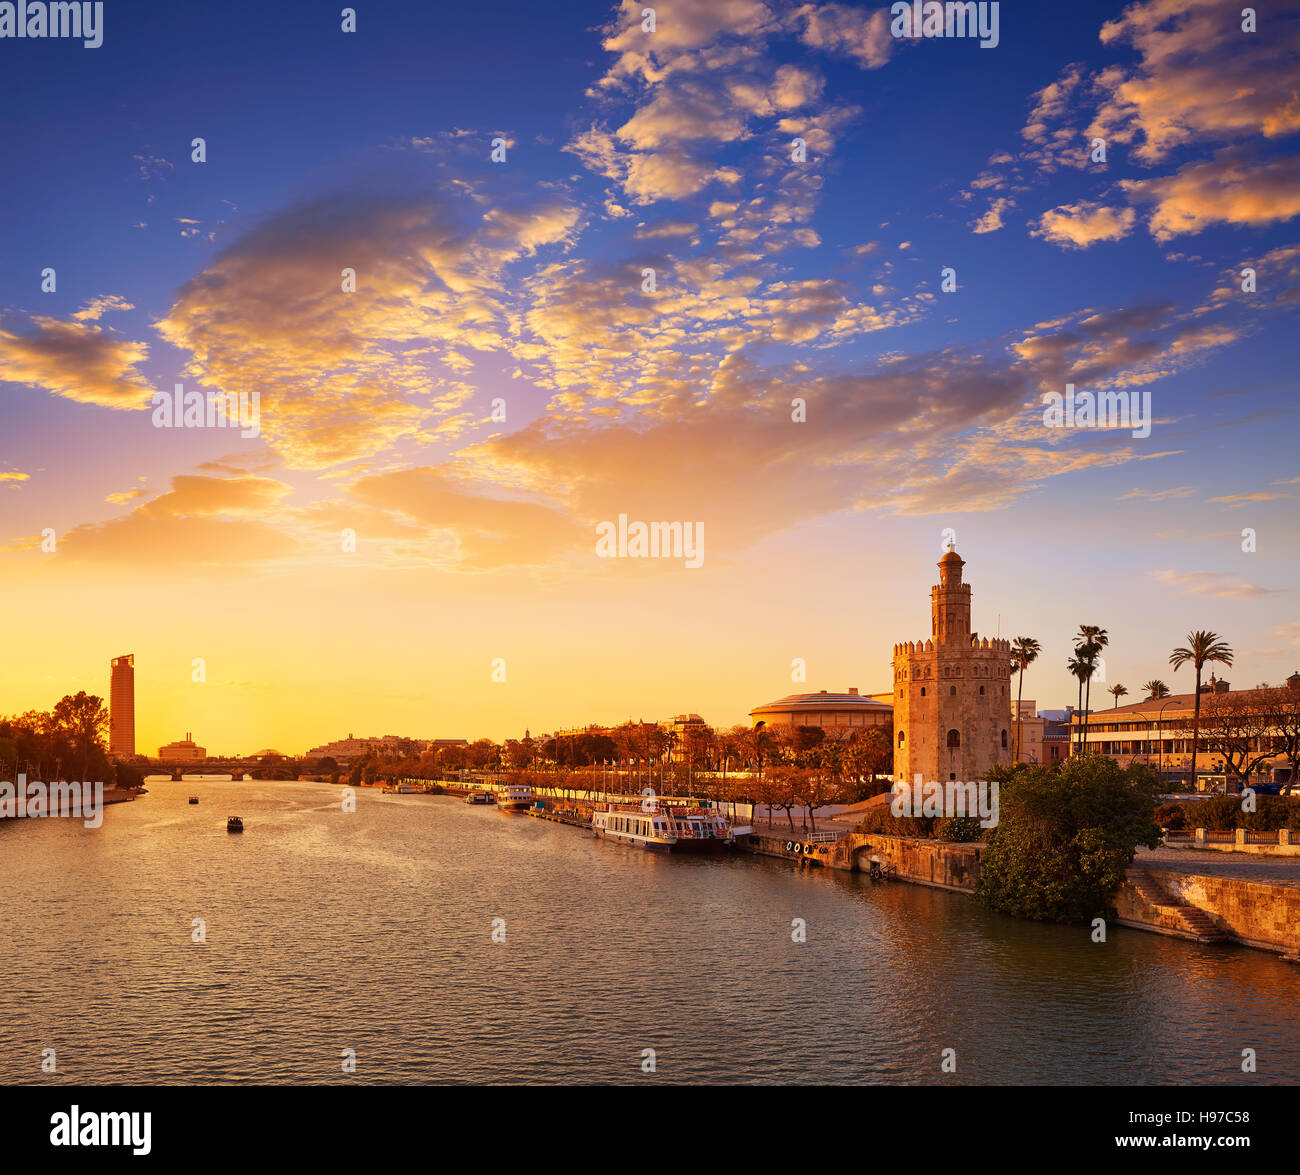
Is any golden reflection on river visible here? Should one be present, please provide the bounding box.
[2,780,1297,1084]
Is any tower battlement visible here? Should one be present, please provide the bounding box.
[890,549,1012,782]
[894,636,1011,657]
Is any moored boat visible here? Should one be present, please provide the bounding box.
[591,802,734,853]
[226,816,243,833]
[188,796,199,805]
[495,782,533,812]
[464,789,494,805]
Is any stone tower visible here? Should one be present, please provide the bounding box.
[891,548,1012,782]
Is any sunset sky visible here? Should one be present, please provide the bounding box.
[2,0,1297,755]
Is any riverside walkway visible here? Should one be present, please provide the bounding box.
[1135,845,1300,887]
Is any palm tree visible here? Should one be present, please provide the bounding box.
[1169,630,1234,787]
[1010,636,1041,761]
[1109,684,1128,707]
[1143,679,1171,700]
[1076,625,1109,731]
[1067,653,1092,753]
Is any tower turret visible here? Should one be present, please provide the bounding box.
[931,546,972,644]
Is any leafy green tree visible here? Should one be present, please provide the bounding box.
[977,756,1163,924]
[114,761,145,790]
[935,816,983,842]
[51,691,109,781]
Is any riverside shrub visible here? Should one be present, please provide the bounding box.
[935,816,984,842]
[1154,802,1187,830]
[977,756,1163,924]
[1178,794,1300,831]
[855,806,936,838]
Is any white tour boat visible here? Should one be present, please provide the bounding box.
[495,782,533,812]
[591,802,734,853]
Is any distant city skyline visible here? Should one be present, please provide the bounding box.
[2,0,1297,752]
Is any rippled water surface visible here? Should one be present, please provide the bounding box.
[2,780,1297,1084]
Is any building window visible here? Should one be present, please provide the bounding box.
[898,730,906,747]
[949,686,956,696]
[979,685,985,695]
[1001,729,1008,748]
[947,729,960,749]
[920,687,926,697]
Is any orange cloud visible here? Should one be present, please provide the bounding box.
[0,314,153,409]
[1151,569,1279,600]
[155,185,581,469]
[1095,0,1300,163]
[348,467,587,570]
[56,474,298,568]
[1031,201,1136,249]
[1122,151,1300,241]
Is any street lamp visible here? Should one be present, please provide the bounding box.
[1157,699,1183,787]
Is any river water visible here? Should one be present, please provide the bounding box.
[2,779,1297,1084]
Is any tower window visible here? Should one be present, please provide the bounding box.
[920,687,926,697]
[1001,729,1008,748]
[979,685,985,695]
[898,731,906,747]
[946,729,960,748]
[950,686,956,696]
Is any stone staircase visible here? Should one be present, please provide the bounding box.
[1127,870,1228,943]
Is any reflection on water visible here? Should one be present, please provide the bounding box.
[2,780,1297,1084]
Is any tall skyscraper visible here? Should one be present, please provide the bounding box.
[110,654,135,758]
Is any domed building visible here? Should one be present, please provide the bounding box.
[749,688,893,738]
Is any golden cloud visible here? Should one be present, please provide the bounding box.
[1031,201,1136,249]
[0,314,153,409]
[1122,151,1300,241]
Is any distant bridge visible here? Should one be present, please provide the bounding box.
[142,759,271,781]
